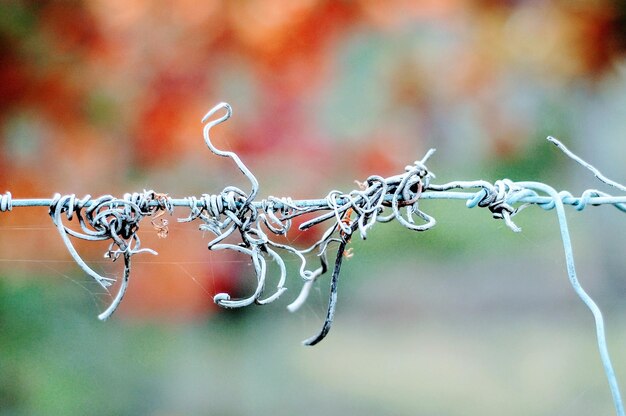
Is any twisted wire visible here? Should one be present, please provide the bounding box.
[2,103,626,414]
[48,190,170,320]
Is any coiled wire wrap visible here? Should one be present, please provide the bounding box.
[48,190,171,320]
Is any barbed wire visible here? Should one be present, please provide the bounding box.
[1,102,625,414]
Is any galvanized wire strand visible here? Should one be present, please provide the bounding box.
[518,181,624,416]
[7,192,626,211]
[1,103,626,413]
[535,137,626,416]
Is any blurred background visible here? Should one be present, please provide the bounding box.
[1,1,626,415]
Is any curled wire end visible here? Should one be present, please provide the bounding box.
[213,292,231,304]
[201,102,260,203]
[211,245,285,309]
[202,102,232,125]
[1,192,12,212]
[499,211,522,233]
[209,244,269,308]
[287,280,314,312]
[420,148,437,164]
[287,252,328,312]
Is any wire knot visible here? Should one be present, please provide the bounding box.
[472,180,527,232]
[48,193,159,320]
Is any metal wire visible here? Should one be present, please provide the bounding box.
[1,102,625,414]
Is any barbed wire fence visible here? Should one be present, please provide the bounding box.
[1,102,625,414]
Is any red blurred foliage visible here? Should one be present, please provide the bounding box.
[565,1,626,77]
[0,37,28,115]
[39,2,106,54]
[355,137,411,178]
[133,71,208,165]
[226,1,355,84]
